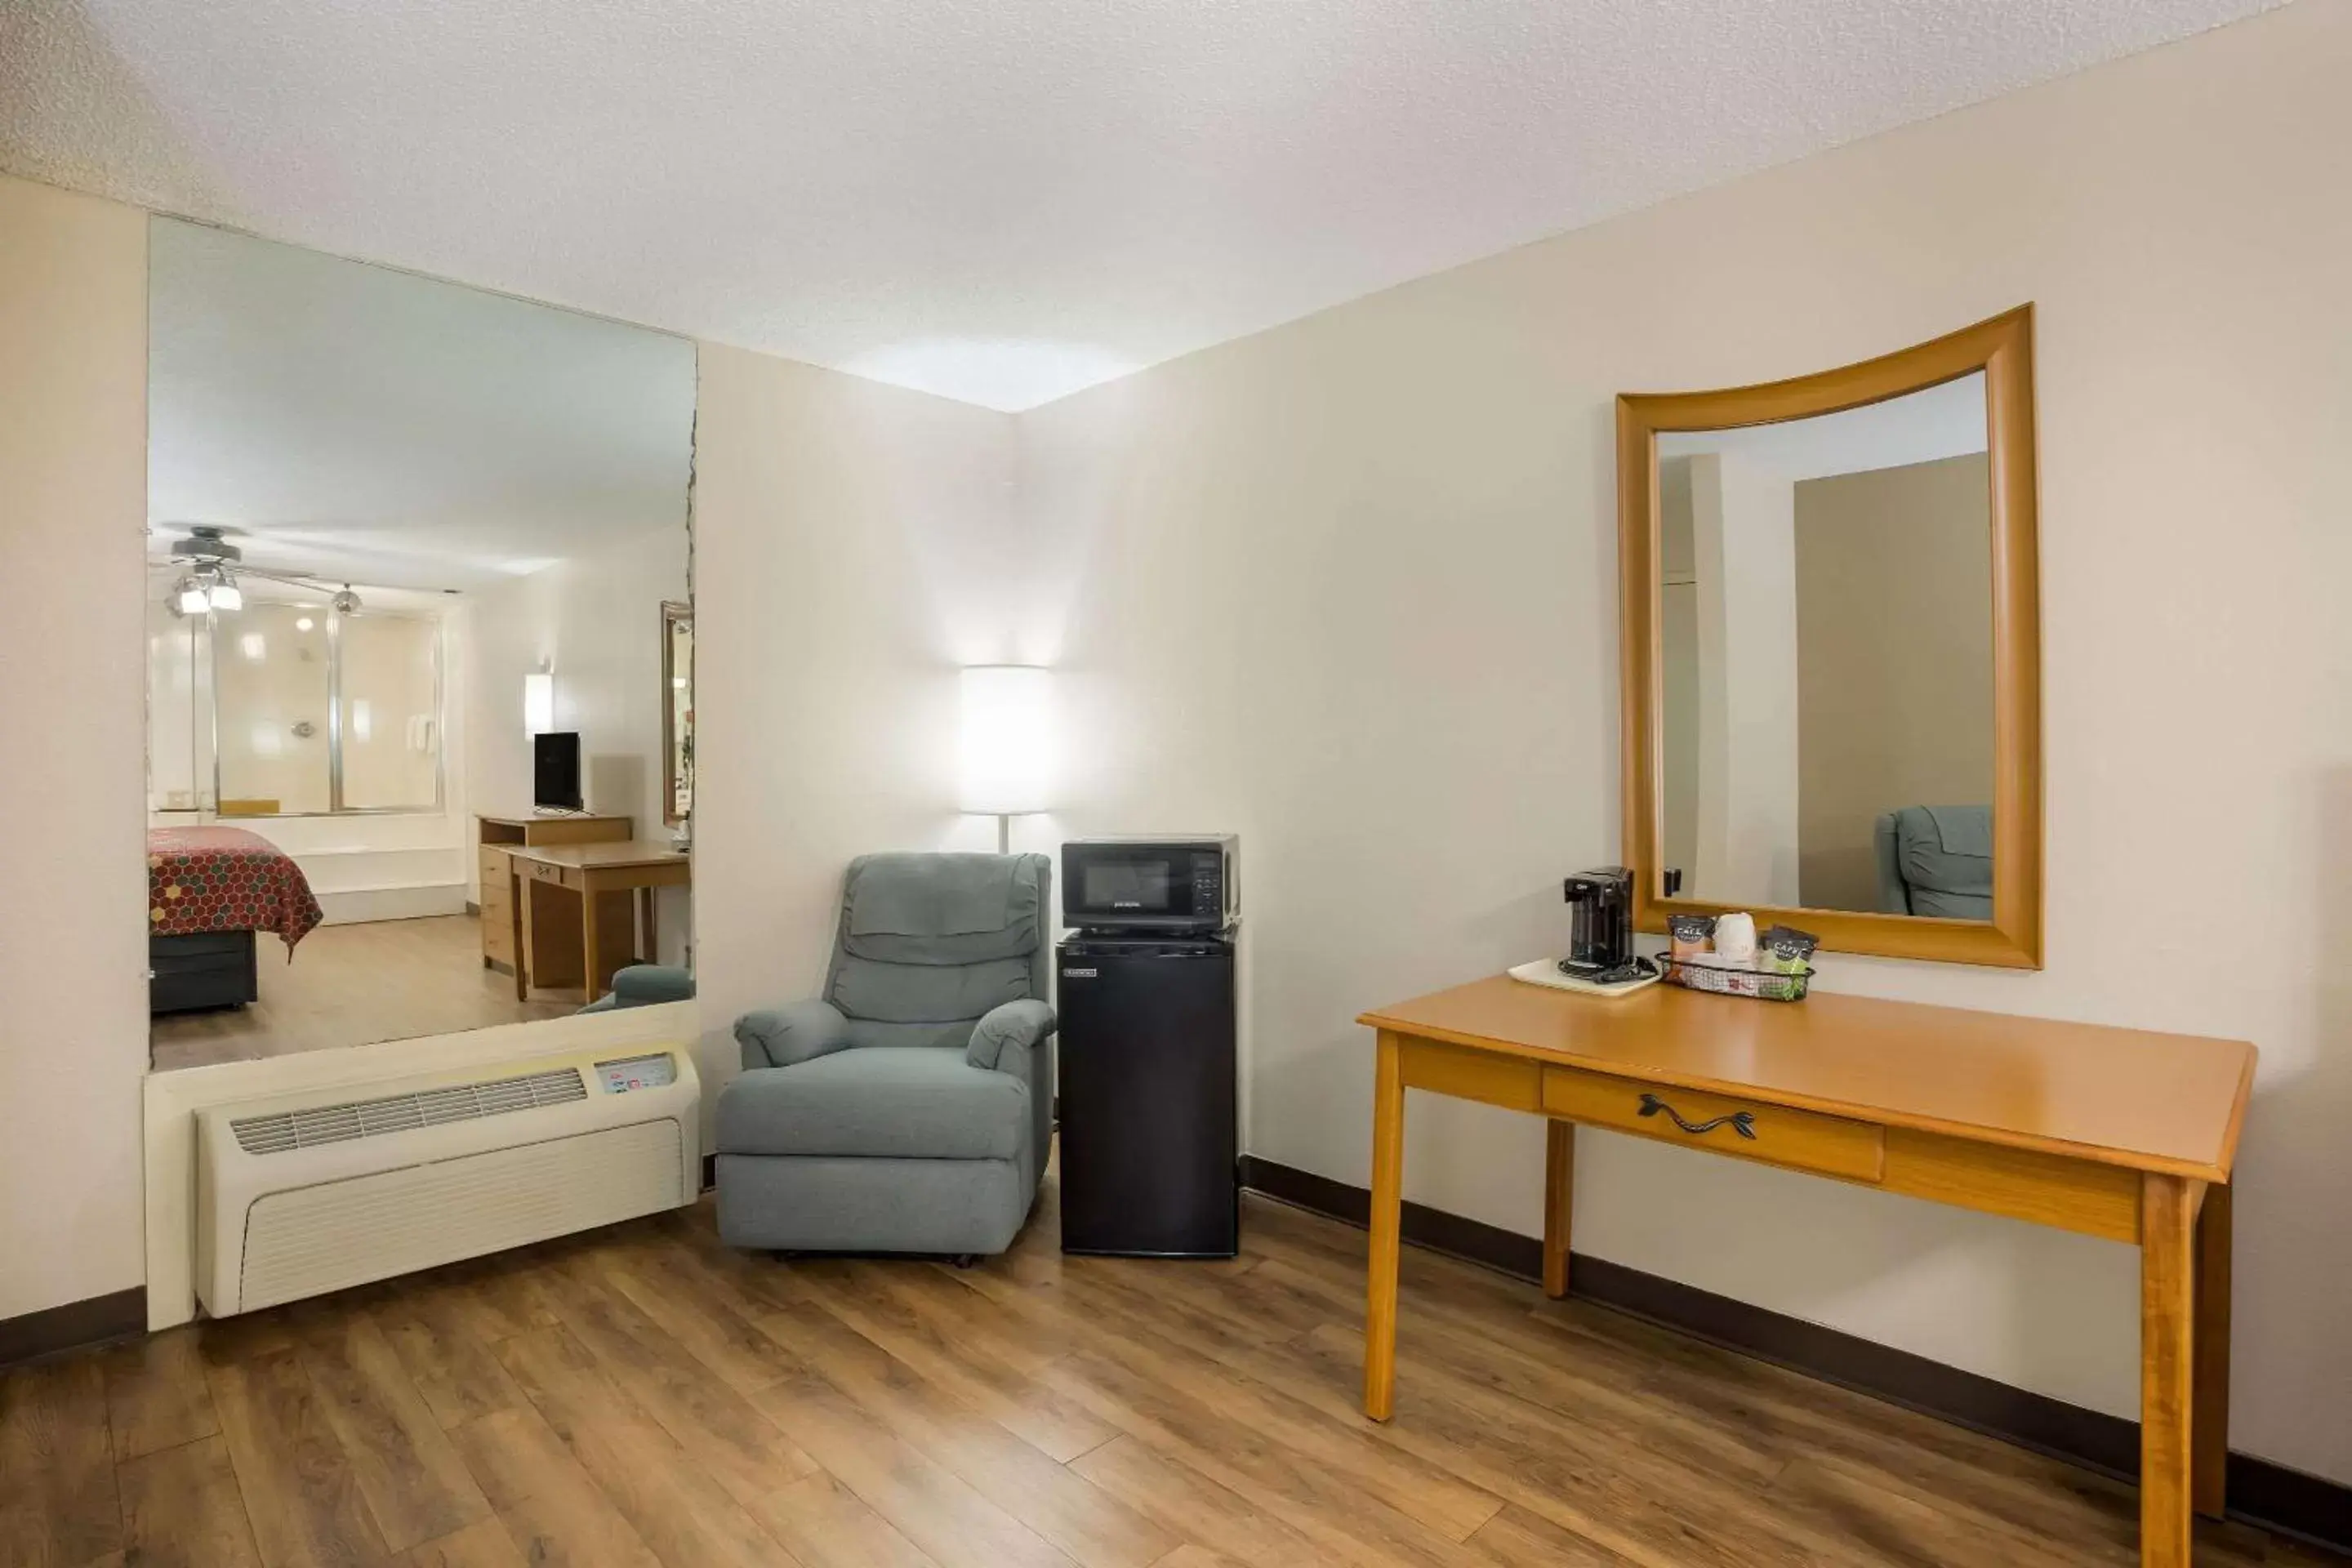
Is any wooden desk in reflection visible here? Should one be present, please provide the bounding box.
[509,840,690,1003]
[1355,975,2255,1568]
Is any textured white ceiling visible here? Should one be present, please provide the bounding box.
[148,219,693,593]
[3,0,2284,411]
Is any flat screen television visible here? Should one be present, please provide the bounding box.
[533,731,584,811]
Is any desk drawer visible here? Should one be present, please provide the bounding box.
[523,858,572,889]
[479,887,514,965]
[1542,1067,1884,1183]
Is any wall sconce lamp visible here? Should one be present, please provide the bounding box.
[523,669,555,737]
[960,665,1054,853]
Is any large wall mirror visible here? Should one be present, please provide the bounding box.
[1618,307,2042,968]
[145,218,697,1070]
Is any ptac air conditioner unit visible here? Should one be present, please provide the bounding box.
[196,1046,700,1316]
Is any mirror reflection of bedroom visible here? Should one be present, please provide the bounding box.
[145,219,696,1072]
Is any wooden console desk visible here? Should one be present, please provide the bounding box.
[476,813,632,979]
[1356,975,2255,1568]
[510,840,690,1004]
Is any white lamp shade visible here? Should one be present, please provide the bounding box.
[523,671,555,736]
[960,666,1054,814]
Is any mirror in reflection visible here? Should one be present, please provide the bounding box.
[1655,373,1993,919]
[662,602,693,827]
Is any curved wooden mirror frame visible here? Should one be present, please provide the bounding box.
[1616,305,2042,968]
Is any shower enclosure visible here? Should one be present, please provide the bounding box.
[147,593,443,820]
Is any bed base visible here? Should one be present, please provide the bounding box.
[150,929,258,1014]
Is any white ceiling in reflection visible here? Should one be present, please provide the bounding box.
[147,219,695,593]
[1658,372,1987,482]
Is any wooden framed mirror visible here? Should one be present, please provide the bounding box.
[661,600,693,826]
[1617,306,2042,968]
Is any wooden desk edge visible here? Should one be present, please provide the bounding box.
[1358,1012,2251,1187]
[2213,1045,2257,1178]
[510,845,692,870]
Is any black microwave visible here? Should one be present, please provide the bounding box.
[1062,837,1238,933]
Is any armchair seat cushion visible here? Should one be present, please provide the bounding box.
[717,1047,1030,1162]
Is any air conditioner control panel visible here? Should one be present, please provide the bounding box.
[595,1053,678,1094]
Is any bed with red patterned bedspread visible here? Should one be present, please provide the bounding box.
[147,826,324,951]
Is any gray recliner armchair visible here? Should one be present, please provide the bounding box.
[715,852,1055,1258]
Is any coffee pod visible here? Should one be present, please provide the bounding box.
[1666,914,1717,962]
[1757,924,1820,975]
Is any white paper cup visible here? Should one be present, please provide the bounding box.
[1713,912,1757,964]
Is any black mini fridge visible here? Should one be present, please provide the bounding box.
[1055,930,1239,1257]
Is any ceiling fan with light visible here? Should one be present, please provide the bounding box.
[149,525,363,616]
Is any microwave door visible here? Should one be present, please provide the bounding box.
[1084,858,1176,920]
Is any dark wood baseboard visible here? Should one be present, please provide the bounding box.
[0,1287,146,1371]
[1236,1154,2352,1558]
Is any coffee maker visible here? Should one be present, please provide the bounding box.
[1561,867,1654,987]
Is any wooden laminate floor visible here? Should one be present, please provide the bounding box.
[150,915,572,1073]
[2,1178,2335,1568]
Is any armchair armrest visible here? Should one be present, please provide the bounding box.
[968,998,1055,1075]
[735,998,853,1070]
[610,964,695,1006]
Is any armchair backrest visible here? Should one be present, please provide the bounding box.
[824,853,1053,1050]
[1873,805,1993,920]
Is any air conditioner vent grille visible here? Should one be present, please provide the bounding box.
[231,1067,589,1155]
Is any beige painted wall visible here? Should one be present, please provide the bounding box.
[688,345,1025,1129]
[0,176,150,1319]
[1794,453,1995,911]
[1018,1,2352,1480]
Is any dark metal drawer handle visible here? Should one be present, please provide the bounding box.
[1637,1094,1757,1141]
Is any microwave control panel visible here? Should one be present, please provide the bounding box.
[1191,851,1224,915]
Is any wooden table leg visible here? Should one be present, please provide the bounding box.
[1364,1029,1407,1421]
[2140,1174,2197,1568]
[642,885,658,964]
[580,873,604,1006]
[1543,1120,1575,1300]
[2193,1180,2234,1518]
[514,878,536,1001]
